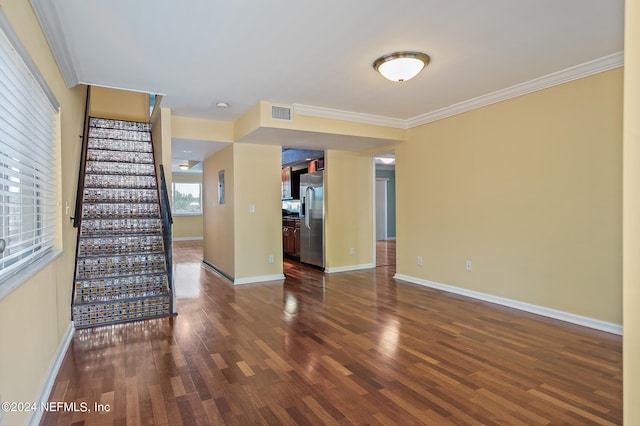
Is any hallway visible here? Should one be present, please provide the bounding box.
[42,240,621,424]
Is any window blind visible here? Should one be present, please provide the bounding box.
[0,24,57,284]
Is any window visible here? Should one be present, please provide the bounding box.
[172,182,202,214]
[0,13,59,291]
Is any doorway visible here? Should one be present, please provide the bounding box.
[376,178,388,240]
[374,153,396,268]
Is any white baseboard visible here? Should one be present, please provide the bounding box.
[234,274,286,285]
[201,261,284,285]
[325,263,375,273]
[393,274,622,335]
[27,322,75,426]
[173,236,203,241]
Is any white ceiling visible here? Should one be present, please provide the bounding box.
[31,0,624,163]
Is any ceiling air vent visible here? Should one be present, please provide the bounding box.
[271,105,292,121]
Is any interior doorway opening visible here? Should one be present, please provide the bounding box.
[374,152,396,268]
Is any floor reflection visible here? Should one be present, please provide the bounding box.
[173,262,202,298]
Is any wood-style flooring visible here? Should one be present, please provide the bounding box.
[42,240,621,425]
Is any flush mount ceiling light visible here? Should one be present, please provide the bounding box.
[376,157,395,165]
[373,51,430,82]
[216,102,230,108]
[178,160,199,171]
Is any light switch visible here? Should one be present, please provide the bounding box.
[249,204,255,213]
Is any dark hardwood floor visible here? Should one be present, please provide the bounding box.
[42,240,621,425]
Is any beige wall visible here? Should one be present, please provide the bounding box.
[151,107,173,206]
[257,101,405,142]
[397,69,623,324]
[89,86,149,122]
[0,2,86,425]
[233,143,283,279]
[325,150,374,270]
[203,145,235,278]
[172,173,204,239]
[202,143,283,282]
[172,115,234,142]
[624,2,640,423]
[173,215,204,240]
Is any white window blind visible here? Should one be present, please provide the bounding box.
[0,23,57,284]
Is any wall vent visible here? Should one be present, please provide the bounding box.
[271,105,292,121]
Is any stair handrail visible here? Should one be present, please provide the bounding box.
[73,85,91,228]
[70,86,90,311]
[158,164,175,313]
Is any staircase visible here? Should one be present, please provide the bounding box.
[72,117,174,329]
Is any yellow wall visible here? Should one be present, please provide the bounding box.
[172,173,204,239]
[624,1,640,423]
[151,107,173,205]
[397,69,623,324]
[0,2,86,425]
[258,101,405,142]
[203,145,235,278]
[89,86,149,122]
[201,143,283,282]
[324,150,374,270]
[234,102,262,141]
[233,143,283,279]
[173,215,203,239]
[172,115,234,142]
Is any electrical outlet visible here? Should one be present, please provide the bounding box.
[466,260,472,271]
[268,255,274,264]
[417,256,423,266]
[349,247,355,255]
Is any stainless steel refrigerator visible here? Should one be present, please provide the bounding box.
[300,171,324,269]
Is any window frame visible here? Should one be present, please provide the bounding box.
[171,181,203,216]
[0,10,60,300]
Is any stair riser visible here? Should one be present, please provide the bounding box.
[76,254,167,279]
[83,188,158,203]
[73,296,171,328]
[87,150,154,164]
[84,174,157,189]
[80,219,162,236]
[78,236,164,257]
[82,203,160,219]
[86,161,155,176]
[89,127,151,141]
[88,138,152,153]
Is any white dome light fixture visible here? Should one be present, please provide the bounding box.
[373,51,430,82]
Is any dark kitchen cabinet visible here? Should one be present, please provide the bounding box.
[283,218,300,258]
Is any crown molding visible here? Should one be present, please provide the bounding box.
[293,104,408,129]
[295,53,623,130]
[407,52,624,128]
[29,0,79,88]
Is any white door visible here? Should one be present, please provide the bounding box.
[375,179,387,241]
